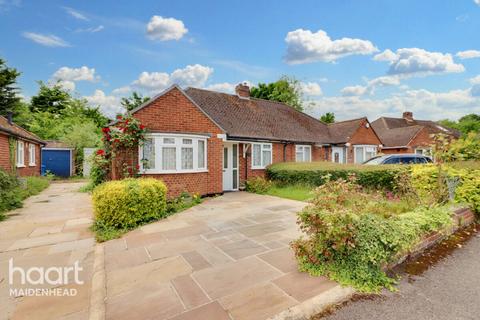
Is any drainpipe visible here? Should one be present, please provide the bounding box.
[283,143,287,162]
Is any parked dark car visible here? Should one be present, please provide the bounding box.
[363,154,432,165]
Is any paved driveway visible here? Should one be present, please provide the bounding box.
[0,182,95,320]
[104,192,350,320]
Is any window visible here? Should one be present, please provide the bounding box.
[251,143,272,169]
[29,144,36,166]
[139,134,208,173]
[354,145,377,164]
[16,141,24,167]
[415,148,432,157]
[295,145,312,162]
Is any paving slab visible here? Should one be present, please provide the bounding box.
[103,192,349,320]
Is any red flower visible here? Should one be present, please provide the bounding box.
[102,127,110,133]
[125,120,129,125]
[136,165,140,170]
[140,124,145,130]
[116,115,123,120]
[96,149,105,156]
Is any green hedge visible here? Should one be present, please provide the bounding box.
[267,162,402,190]
[92,178,168,229]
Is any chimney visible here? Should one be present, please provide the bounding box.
[235,82,250,99]
[403,111,413,122]
[7,112,13,125]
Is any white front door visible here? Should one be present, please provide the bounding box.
[222,143,239,191]
[332,147,345,164]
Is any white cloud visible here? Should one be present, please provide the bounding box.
[310,88,480,121]
[284,29,378,64]
[341,76,400,96]
[205,82,236,93]
[374,48,464,77]
[55,80,76,91]
[63,6,89,21]
[52,66,98,82]
[132,64,213,94]
[75,25,104,33]
[132,71,170,90]
[301,82,323,96]
[469,75,480,85]
[112,86,131,95]
[85,90,123,118]
[341,85,368,96]
[475,0,480,5]
[456,50,480,59]
[22,32,70,47]
[146,15,188,41]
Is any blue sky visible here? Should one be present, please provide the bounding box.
[1,0,480,120]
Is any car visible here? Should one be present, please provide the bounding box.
[363,154,433,165]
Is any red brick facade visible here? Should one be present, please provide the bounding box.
[345,119,382,163]
[0,132,42,176]
[112,88,383,197]
[123,87,224,197]
[381,127,432,155]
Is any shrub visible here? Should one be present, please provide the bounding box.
[267,162,401,190]
[19,176,50,198]
[166,192,202,214]
[245,176,273,194]
[292,178,453,292]
[410,163,480,213]
[0,168,22,215]
[92,178,168,229]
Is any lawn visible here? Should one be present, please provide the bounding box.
[265,184,313,202]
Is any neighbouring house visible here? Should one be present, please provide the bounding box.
[327,118,382,164]
[112,83,382,196]
[41,141,75,177]
[372,112,460,156]
[0,114,45,176]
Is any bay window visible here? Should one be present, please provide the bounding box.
[295,145,311,162]
[252,143,272,169]
[140,134,207,173]
[354,145,377,164]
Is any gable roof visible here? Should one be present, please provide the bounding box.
[0,116,45,145]
[327,117,367,144]
[184,87,331,143]
[372,116,461,145]
[376,125,424,147]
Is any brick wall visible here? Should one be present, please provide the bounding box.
[380,127,433,155]
[345,119,382,163]
[0,133,11,172]
[114,87,224,197]
[0,133,41,176]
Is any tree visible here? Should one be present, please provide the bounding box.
[320,112,335,124]
[121,91,149,112]
[250,76,303,111]
[0,58,21,116]
[439,114,480,136]
[30,81,72,114]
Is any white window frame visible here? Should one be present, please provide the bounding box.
[139,133,208,174]
[295,145,312,162]
[16,140,25,167]
[251,143,273,169]
[29,144,36,166]
[353,145,377,164]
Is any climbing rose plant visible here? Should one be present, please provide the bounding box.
[91,114,147,185]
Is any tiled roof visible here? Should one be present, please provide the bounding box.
[0,116,45,145]
[185,87,331,143]
[327,117,366,144]
[372,116,460,147]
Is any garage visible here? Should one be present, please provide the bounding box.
[41,141,74,177]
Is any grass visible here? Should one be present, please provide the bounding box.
[265,184,313,202]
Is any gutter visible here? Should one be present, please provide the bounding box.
[380,146,409,149]
[0,127,46,146]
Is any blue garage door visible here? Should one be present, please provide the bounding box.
[42,149,71,177]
